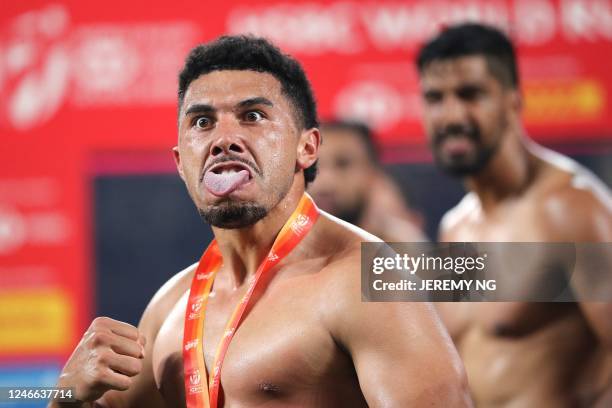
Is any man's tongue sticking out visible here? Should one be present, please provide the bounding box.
[204,168,250,196]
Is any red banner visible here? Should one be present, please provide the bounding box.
[1,0,611,151]
[0,135,90,362]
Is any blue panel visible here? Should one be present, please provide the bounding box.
[0,363,61,408]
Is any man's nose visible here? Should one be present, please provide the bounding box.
[440,96,468,126]
[209,116,245,157]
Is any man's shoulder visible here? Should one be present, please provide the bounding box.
[318,211,381,261]
[534,157,612,241]
[315,210,382,250]
[150,263,196,308]
[139,262,198,333]
[310,212,380,295]
[533,146,610,206]
[538,180,611,241]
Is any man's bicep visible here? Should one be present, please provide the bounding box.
[573,246,612,348]
[433,302,472,341]
[334,297,470,407]
[568,200,612,347]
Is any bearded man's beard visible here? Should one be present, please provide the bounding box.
[199,201,268,229]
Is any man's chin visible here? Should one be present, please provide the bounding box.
[440,162,482,177]
[437,150,494,177]
[198,202,268,229]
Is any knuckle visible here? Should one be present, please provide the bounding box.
[127,326,139,339]
[96,350,113,366]
[90,331,111,347]
[91,316,109,329]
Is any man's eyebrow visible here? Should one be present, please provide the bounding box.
[457,79,489,89]
[184,104,215,116]
[458,82,484,90]
[237,97,274,109]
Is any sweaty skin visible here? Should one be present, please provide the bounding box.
[51,69,470,407]
[420,56,612,407]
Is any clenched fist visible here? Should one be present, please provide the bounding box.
[55,317,146,404]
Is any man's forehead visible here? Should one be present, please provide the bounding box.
[323,128,364,145]
[322,129,370,155]
[420,56,494,87]
[182,70,285,108]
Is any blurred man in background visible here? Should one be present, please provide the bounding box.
[416,23,612,406]
[309,120,427,242]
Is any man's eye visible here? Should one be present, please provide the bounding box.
[195,117,211,129]
[244,111,264,122]
[335,157,353,170]
[458,87,482,101]
[424,92,442,104]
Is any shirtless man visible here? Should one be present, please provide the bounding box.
[416,23,612,406]
[50,36,470,407]
[308,120,426,242]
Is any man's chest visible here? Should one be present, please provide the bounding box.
[448,202,548,242]
[446,203,578,334]
[151,274,345,404]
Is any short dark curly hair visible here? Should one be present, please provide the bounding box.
[417,23,519,89]
[178,35,320,186]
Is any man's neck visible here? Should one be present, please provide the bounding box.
[211,185,304,289]
[465,130,538,212]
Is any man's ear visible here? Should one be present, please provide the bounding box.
[172,146,186,181]
[296,128,321,171]
[508,88,522,113]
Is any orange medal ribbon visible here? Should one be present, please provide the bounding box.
[183,193,319,408]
